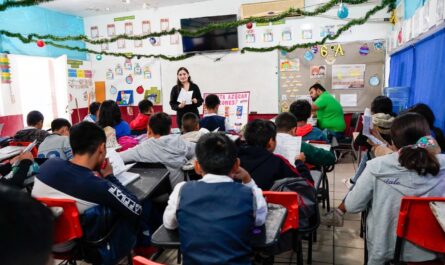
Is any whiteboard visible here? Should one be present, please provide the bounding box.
[160,51,279,115]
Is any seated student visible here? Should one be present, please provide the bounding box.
[408,103,445,152]
[163,133,267,265]
[97,100,131,139]
[180,112,209,143]
[38,118,73,160]
[200,94,226,132]
[0,151,34,188]
[289,99,328,142]
[238,119,312,190]
[32,122,142,251]
[120,112,195,187]
[130,99,154,134]
[340,113,444,264]
[275,112,336,168]
[0,185,54,265]
[83,102,101,123]
[14,110,49,146]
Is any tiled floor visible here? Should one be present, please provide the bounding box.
[59,157,364,265]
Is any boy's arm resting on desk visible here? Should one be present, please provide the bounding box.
[0,159,33,187]
[243,179,267,226]
[163,182,186,230]
[301,142,335,166]
[91,174,142,218]
[119,144,155,163]
[344,166,374,213]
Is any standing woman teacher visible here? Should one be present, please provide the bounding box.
[170,67,203,129]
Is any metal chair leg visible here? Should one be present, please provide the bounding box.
[307,234,313,264]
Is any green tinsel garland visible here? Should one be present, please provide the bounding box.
[0,0,55,11]
[3,0,373,44]
[0,0,396,61]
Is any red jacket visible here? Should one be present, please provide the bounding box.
[130,113,150,131]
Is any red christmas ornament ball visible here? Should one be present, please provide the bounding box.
[36,40,45,48]
[136,86,144,94]
[246,22,253,29]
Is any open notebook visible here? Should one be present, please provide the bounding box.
[106,148,140,186]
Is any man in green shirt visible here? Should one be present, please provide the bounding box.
[309,84,346,134]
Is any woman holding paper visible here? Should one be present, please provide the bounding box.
[169,67,203,129]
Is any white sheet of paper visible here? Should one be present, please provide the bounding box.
[106,149,135,176]
[116,171,140,186]
[177,89,193,105]
[340,94,357,107]
[275,134,302,165]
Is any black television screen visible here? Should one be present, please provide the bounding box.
[181,15,239,53]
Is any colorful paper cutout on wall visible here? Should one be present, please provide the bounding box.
[332,64,366,89]
[142,20,151,34]
[115,64,123,76]
[125,74,133,84]
[117,39,125,49]
[106,69,114,80]
[125,22,133,35]
[116,90,134,106]
[124,59,132,70]
[110,85,117,94]
[144,87,161,104]
[282,29,292,41]
[107,24,115,37]
[304,51,314,61]
[302,30,313,39]
[310,65,327,79]
[161,18,169,31]
[90,26,99,38]
[1,54,11,84]
[280,59,300,72]
[134,63,142,75]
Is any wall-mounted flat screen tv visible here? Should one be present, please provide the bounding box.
[180,14,239,53]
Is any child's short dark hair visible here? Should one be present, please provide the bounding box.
[289,100,312,122]
[275,112,297,132]
[89,102,101,115]
[205,94,221,109]
[27,111,44,126]
[196,133,237,175]
[309,83,326,92]
[244,119,277,148]
[138,99,153,113]
[69,122,106,155]
[0,185,53,265]
[371,96,393,115]
[51,118,71,132]
[149,112,171,136]
[182,112,199,133]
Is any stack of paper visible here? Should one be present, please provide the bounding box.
[177,89,193,105]
[0,146,25,161]
[275,134,302,165]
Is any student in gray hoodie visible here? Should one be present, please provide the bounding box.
[38,118,73,160]
[119,112,195,187]
[344,113,445,265]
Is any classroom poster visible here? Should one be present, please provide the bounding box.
[310,65,326,79]
[203,92,250,132]
[332,64,366,89]
[116,90,134,106]
[280,58,300,72]
[144,87,161,104]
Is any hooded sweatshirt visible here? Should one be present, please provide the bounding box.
[13,127,49,147]
[345,153,445,265]
[238,145,313,190]
[295,124,329,142]
[37,134,73,160]
[119,134,195,187]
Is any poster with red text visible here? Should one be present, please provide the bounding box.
[203,92,250,132]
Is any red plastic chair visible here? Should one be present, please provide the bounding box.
[133,256,166,265]
[394,197,445,264]
[9,141,39,157]
[263,191,303,265]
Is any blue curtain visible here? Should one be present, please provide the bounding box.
[389,28,445,131]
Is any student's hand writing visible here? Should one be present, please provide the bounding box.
[231,166,252,184]
[192,98,198,104]
[296,152,306,162]
[100,158,113,178]
[178,101,186,109]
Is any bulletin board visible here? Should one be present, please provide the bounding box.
[278,40,386,113]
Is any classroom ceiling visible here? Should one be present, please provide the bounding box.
[40,0,211,17]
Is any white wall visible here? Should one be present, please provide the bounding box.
[84,0,392,114]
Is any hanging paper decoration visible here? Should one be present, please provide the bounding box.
[144,87,161,104]
[149,37,157,45]
[334,44,345,56]
[124,59,132,70]
[110,85,117,94]
[96,54,102,61]
[144,66,152,79]
[311,46,318,54]
[246,22,253,29]
[245,30,255,44]
[106,69,114,80]
[134,63,142,75]
[320,45,328,57]
[136,85,144,94]
[359,43,369,56]
[125,74,133,84]
[325,54,336,65]
[280,50,288,56]
[115,64,123,75]
[116,90,134,106]
[36,40,45,47]
[373,40,384,50]
[0,54,11,84]
[337,3,349,19]
[282,29,292,41]
[304,51,314,61]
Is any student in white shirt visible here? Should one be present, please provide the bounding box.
[163,133,267,265]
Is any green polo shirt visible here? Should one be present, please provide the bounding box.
[314,91,346,132]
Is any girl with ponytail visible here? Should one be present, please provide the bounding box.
[344,113,445,265]
[408,103,445,152]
